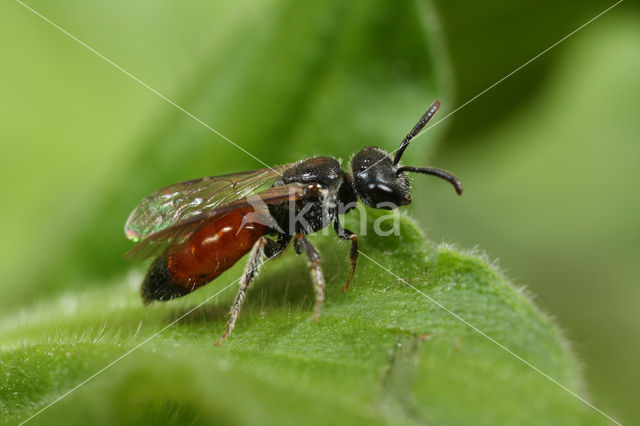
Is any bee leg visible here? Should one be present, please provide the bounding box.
[295,234,325,321]
[216,236,269,345]
[333,220,358,292]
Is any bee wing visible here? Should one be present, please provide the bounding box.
[124,164,293,243]
[124,181,316,261]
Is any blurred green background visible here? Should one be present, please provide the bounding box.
[1,0,638,423]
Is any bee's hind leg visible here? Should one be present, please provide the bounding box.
[216,237,266,345]
[216,234,291,345]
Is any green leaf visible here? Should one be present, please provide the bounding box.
[1,212,603,425]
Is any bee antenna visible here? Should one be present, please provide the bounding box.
[393,100,441,166]
[396,166,463,195]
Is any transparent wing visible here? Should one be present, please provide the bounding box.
[124,164,293,243]
[124,181,316,261]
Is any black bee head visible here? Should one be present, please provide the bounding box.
[350,147,411,209]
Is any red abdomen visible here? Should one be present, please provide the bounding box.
[166,207,268,290]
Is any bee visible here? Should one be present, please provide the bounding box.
[124,100,462,344]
